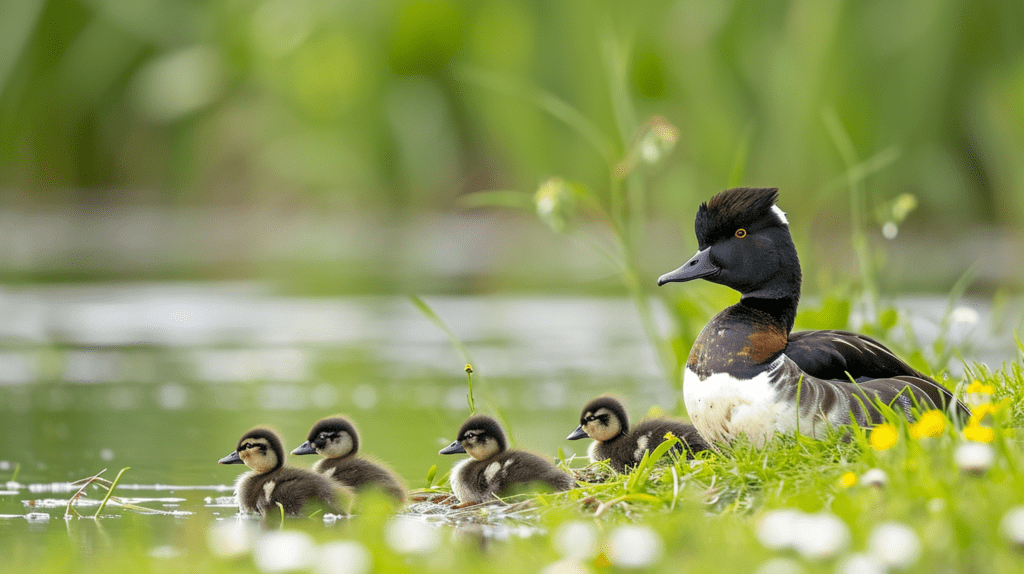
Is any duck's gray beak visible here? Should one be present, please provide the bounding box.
[566,426,589,440]
[218,451,243,464]
[291,441,317,456]
[439,440,466,455]
[657,247,719,285]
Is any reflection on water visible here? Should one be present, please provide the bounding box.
[0,283,1020,535]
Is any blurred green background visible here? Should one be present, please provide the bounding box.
[2,0,1023,292]
[2,0,1024,489]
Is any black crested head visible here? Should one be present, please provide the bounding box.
[237,427,285,470]
[579,396,629,434]
[307,416,360,455]
[695,187,783,248]
[457,415,508,453]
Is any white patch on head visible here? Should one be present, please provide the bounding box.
[263,480,276,502]
[484,461,502,483]
[771,205,789,226]
[684,355,820,446]
[633,434,651,462]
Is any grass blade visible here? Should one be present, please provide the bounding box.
[94,467,129,518]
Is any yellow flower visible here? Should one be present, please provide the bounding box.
[969,403,1000,426]
[963,424,995,443]
[663,431,677,441]
[840,472,857,488]
[965,380,994,394]
[910,410,947,439]
[870,423,898,451]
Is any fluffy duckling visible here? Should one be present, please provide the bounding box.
[291,416,407,504]
[218,427,351,517]
[439,415,575,504]
[566,396,709,472]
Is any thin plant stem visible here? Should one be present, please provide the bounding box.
[94,467,130,518]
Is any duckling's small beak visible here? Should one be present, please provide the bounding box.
[218,451,243,465]
[657,247,719,285]
[439,440,466,455]
[566,426,589,441]
[291,441,317,456]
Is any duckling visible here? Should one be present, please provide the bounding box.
[439,415,575,504]
[566,396,709,472]
[218,427,351,517]
[657,187,971,445]
[291,416,407,504]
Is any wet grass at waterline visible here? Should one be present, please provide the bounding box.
[3,355,1024,573]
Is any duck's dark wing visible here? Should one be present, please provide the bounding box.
[786,330,928,381]
[785,330,970,421]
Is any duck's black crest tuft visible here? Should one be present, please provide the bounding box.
[695,187,780,247]
[457,415,508,452]
[579,396,630,433]
[307,416,360,454]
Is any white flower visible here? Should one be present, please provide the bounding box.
[553,521,598,561]
[792,512,850,560]
[1000,506,1024,546]
[253,531,316,573]
[861,468,888,488]
[756,509,849,558]
[606,525,663,569]
[868,522,921,569]
[314,541,372,574]
[954,442,995,473]
[206,519,257,558]
[384,517,441,555]
[756,509,803,550]
[836,553,886,574]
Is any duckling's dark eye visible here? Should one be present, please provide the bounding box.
[735,228,747,238]
[319,432,329,440]
[241,442,253,450]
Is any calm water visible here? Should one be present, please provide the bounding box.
[0,283,1018,537]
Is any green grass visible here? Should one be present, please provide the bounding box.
[4,354,1023,573]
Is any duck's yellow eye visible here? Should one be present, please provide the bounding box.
[735,228,747,238]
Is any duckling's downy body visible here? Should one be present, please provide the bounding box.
[567,396,709,472]
[657,187,971,446]
[218,427,350,516]
[292,416,406,504]
[440,415,575,504]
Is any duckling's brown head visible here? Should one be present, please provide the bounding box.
[567,396,628,443]
[439,415,507,461]
[292,416,358,459]
[218,428,285,474]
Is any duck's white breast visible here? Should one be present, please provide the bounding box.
[683,356,788,446]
